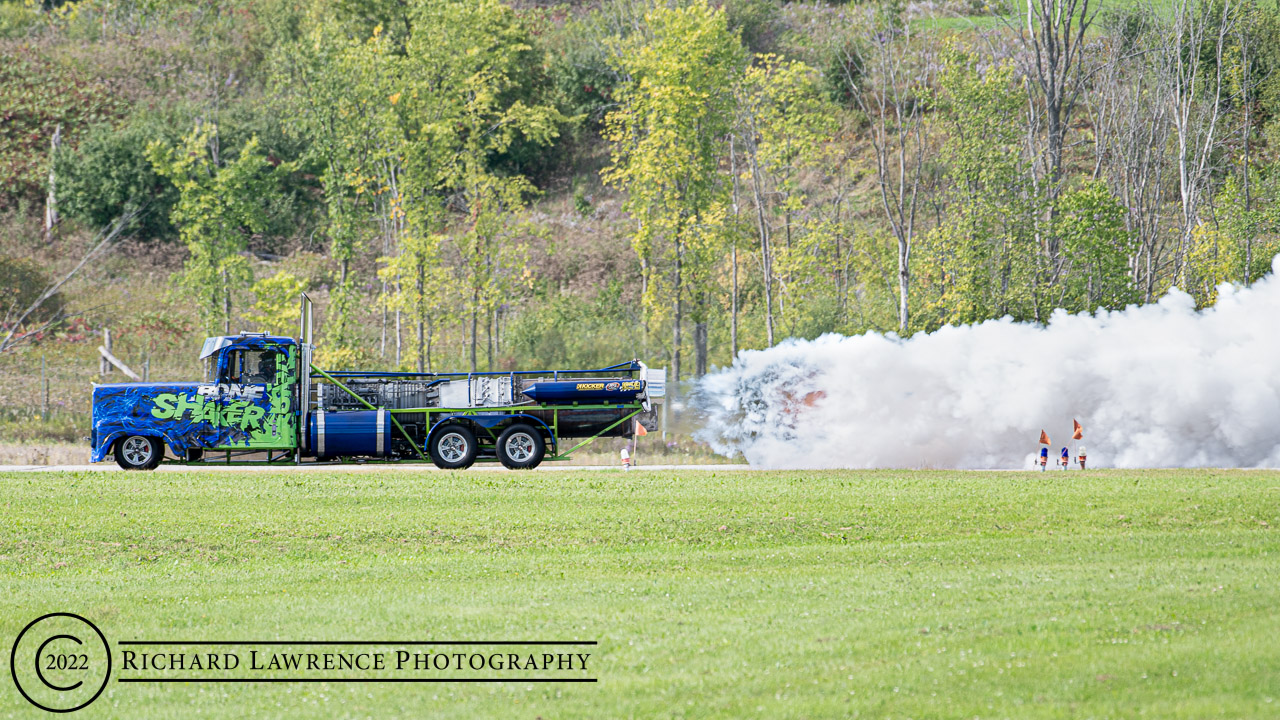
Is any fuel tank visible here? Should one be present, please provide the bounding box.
[308,409,390,459]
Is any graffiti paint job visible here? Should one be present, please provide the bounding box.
[90,336,298,462]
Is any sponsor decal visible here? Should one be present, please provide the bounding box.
[195,383,265,400]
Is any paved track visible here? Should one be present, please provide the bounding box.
[0,463,751,473]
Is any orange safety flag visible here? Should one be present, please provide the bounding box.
[634,420,648,437]
[1072,419,1083,440]
[1039,430,1050,445]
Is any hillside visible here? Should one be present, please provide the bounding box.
[2,0,1278,449]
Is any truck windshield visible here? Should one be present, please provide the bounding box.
[203,357,216,383]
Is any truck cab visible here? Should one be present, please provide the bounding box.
[91,333,299,469]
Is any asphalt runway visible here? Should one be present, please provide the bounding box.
[0,463,752,473]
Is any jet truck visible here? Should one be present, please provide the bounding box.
[90,296,662,470]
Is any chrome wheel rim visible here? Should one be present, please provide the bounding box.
[122,436,153,465]
[505,432,536,463]
[438,432,469,464]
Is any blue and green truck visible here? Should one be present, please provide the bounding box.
[90,296,661,470]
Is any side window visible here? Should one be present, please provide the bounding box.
[221,350,281,384]
[243,350,280,384]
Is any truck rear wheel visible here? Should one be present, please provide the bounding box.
[497,424,545,470]
[115,435,162,471]
[430,424,477,470]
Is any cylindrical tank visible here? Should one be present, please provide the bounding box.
[521,379,645,404]
[308,409,389,459]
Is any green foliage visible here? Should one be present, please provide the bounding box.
[916,48,1037,329]
[378,231,448,372]
[313,342,376,370]
[572,180,593,217]
[8,0,1280,412]
[0,1,39,39]
[734,54,841,340]
[1056,180,1138,312]
[148,126,288,333]
[723,0,783,54]
[52,117,178,240]
[404,0,565,192]
[542,11,621,132]
[604,0,745,372]
[502,280,641,372]
[819,34,864,107]
[404,0,564,369]
[1216,170,1280,286]
[245,271,308,336]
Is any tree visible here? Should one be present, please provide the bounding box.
[378,232,447,372]
[273,17,405,360]
[1012,0,1099,207]
[245,271,309,336]
[403,0,563,372]
[734,54,838,344]
[0,44,123,206]
[148,127,284,334]
[52,117,178,241]
[916,49,1038,328]
[1090,11,1175,302]
[1055,180,1137,311]
[1160,0,1237,287]
[603,1,745,380]
[838,5,935,335]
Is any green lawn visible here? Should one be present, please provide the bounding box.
[2,468,1278,718]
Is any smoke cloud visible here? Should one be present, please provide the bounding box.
[694,258,1280,469]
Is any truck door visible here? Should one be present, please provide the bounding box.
[213,342,297,449]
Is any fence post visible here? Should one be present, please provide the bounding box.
[41,354,48,423]
[100,327,111,376]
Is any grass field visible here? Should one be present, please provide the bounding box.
[2,468,1278,719]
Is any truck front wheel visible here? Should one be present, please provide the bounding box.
[115,435,163,470]
[430,425,477,470]
[497,424,545,470]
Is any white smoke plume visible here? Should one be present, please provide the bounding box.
[694,258,1280,469]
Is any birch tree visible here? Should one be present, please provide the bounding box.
[1161,0,1236,287]
[838,14,935,334]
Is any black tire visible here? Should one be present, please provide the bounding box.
[496,424,546,470]
[430,424,478,470]
[114,435,163,470]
